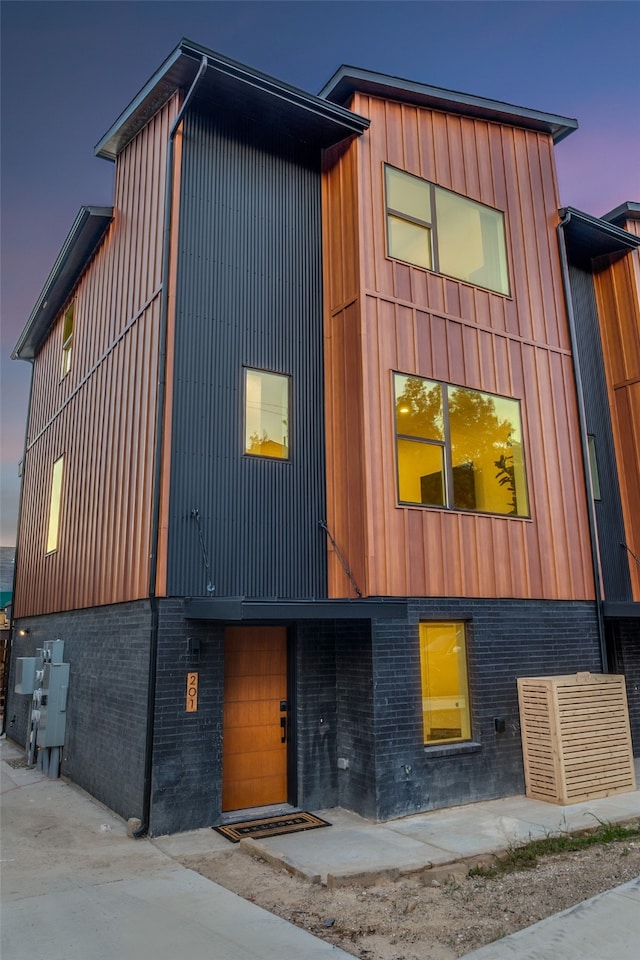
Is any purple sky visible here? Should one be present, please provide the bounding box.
[1,0,639,545]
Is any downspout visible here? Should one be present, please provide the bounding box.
[557,210,608,672]
[2,359,34,735]
[136,55,209,837]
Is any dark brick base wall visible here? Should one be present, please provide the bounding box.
[295,621,338,811]
[608,617,640,755]
[150,602,224,835]
[6,602,151,821]
[370,599,602,820]
[6,597,605,833]
[335,621,377,817]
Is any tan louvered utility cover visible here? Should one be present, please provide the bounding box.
[517,672,636,804]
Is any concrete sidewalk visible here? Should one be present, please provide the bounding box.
[2,734,639,960]
[0,737,354,960]
[459,876,640,959]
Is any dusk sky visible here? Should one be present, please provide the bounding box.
[1,0,639,546]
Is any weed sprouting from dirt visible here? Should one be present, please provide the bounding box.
[468,819,640,878]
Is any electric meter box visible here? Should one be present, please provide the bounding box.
[37,662,70,748]
[15,657,38,695]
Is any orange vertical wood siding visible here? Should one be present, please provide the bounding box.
[322,141,367,596]
[322,93,594,601]
[594,223,640,600]
[15,95,181,617]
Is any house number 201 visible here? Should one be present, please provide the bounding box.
[186,672,198,713]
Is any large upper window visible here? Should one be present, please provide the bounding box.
[244,368,289,460]
[394,373,529,517]
[420,622,471,745]
[385,166,510,295]
[61,302,74,378]
[46,455,65,554]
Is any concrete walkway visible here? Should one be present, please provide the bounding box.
[0,738,354,960]
[459,876,640,959]
[156,761,640,889]
[2,734,639,960]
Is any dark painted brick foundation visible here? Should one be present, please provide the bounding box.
[150,601,224,835]
[608,617,640,755]
[295,621,338,811]
[6,596,607,833]
[334,598,602,821]
[6,601,151,821]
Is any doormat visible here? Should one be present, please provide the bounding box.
[214,812,331,843]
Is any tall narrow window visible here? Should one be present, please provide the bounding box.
[385,165,510,296]
[46,456,64,553]
[244,369,289,459]
[420,622,471,745]
[587,435,601,500]
[61,302,74,378]
[394,373,529,517]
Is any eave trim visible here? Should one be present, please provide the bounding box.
[12,206,114,360]
[559,205,640,263]
[602,201,640,227]
[319,65,578,143]
[95,39,369,161]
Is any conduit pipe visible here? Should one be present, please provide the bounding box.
[557,209,608,673]
[136,55,209,838]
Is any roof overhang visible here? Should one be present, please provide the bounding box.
[12,206,113,360]
[95,39,370,161]
[319,66,578,144]
[184,597,408,622]
[602,601,640,620]
[602,201,640,229]
[559,206,640,269]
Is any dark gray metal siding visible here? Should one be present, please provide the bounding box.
[569,262,631,601]
[167,107,327,598]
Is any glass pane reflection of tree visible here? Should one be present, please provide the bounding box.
[394,374,528,517]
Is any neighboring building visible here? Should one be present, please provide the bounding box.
[0,547,15,721]
[560,202,640,744]
[7,40,639,834]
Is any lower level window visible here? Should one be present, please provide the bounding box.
[420,622,471,745]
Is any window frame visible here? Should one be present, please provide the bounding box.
[419,621,472,747]
[393,371,530,519]
[384,164,511,297]
[243,366,291,461]
[46,455,65,554]
[60,302,75,379]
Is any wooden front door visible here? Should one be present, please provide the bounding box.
[222,626,288,811]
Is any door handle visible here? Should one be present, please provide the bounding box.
[280,716,287,743]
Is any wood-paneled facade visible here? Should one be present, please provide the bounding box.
[8,42,637,834]
[323,91,594,602]
[594,212,640,600]
[14,95,180,617]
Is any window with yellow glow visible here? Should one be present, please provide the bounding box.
[245,369,289,459]
[420,622,471,745]
[46,456,64,554]
[385,166,509,296]
[394,373,529,517]
[61,303,74,378]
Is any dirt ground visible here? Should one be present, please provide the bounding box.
[179,823,640,960]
